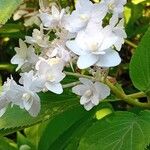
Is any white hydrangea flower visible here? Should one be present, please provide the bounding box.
[46,29,72,63]
[48,45,71,63]
[64,0,107,33]
[102,0,127,17]
[18,71,41,117]
[25,25,49,48]
[36,58,65,94]
[0,77,16,116]
[11,39,38,71]
[72,78,110,110]
[39,5,65,28]
[0,74,41,117]
[109,14,127,51]
[66,22,121,69]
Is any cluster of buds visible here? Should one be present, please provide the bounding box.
[0,0,127,117]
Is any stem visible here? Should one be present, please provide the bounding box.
[105,79,150,108]
[64,71,95,80]
[125,40,137,49]
[0,64,15,72]
[65,71,150,108]
[63,81,80,88]
[127,92,146,99]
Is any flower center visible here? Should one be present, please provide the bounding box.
[108,3,115,10]
[47,74,55,82]
[84,90,92,97]
[22,93,31,101]
[80,14,89,21]
[89,42,99,52]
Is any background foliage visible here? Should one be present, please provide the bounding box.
[0,0,150,150]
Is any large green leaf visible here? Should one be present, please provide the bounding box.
[38,102,112,150]
[38,106,87,150]
[0,91,79,136]
[130,26,150,92]
[78,111,150,150]
[0,0,23,25]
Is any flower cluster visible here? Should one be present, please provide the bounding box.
[0,0,127,117]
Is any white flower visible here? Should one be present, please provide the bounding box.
[39,5,65,28]
[0,74,41,117]
[64,0,107,33]
[0,77,16,116]
[109,14,127,51]
[46,29,71,63]
[102,0,127,17]
[72,78,110,110]
[15,71,41,117]
[48,45,71,63]
[11,39,39,71]
[36,58,65,94]
[25,25,49,48]
[66,22,121,69]
[24,11,41,27]
[13,10,28,21]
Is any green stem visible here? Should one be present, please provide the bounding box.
[0,64,15,72]
[105,79,150,108]
[63,81,80,88]
[65,71,150,108]
[125,40,137,49]
[127,92,146,99]
[64,71,95,80]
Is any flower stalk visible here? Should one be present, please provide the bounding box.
[65,71,150,108]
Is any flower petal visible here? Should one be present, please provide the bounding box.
[66,40,87,55]
[96,48,121,67]
[79,78,93,88]
[94,82,110,100]
[80,96,91,105]
[77,54,99,69]
[45,83,63,94]
[84,102,94,111]
[72,85,88,96]
[28,94,41,117]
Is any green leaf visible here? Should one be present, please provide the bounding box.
[130,26,150,92]
[38,106,87,150]
[78,111,150,150]
[24,122,48,150]
[0,91,79,136]
[17,132,34,150]
[43,103,112,150]
[0,137,17,150]
[0,0,23,25]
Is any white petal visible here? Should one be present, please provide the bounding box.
[91,95,100,105]
[28,94,41,117]
[96,49,121,67]
[100,27,118,50]
[52,6,59,17]
[45,83,63,94]
[84,102,94,111]
[11,55,24,65]
[77,54,99,69]
[80,96,90,105]
[72,85,88,96]
[94,82,110,100]
[79,78,93,88]
[23,96,33,111]
[66,40,87,55]
[39,13,53,28]
[25,36,35,44]
[19,39,27,50]
[0,107,6,117]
